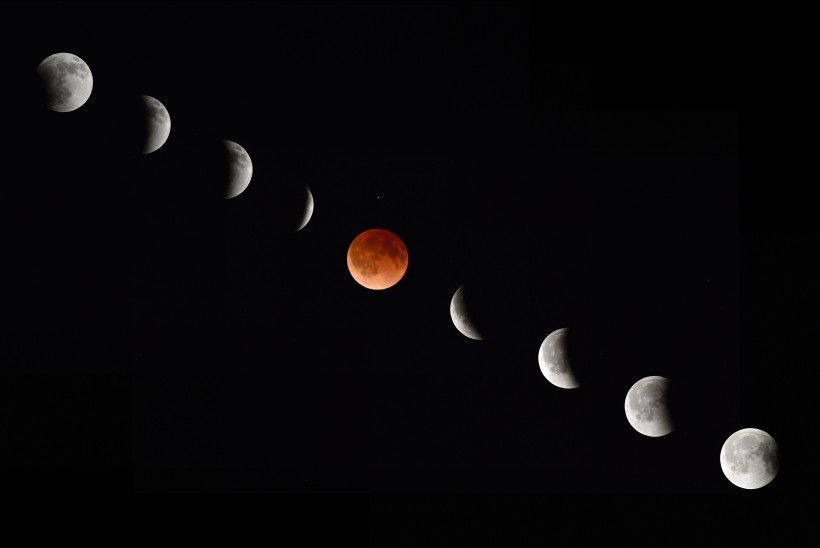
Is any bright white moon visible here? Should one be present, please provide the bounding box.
[37,52,93,112]
[720,428,779,489]
[624,376,673,437]
[537,327,579,389]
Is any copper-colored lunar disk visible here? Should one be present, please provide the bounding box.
[347,228,409,290]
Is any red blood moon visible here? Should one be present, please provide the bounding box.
[347,228,409,290]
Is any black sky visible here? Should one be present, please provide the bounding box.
[0,1,813,529]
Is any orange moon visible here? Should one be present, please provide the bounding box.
[347,228,409,290]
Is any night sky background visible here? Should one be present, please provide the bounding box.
[1,0,816,543]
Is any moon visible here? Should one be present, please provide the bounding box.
[346,228,408,290]
[538,327,579,388]
[37,53,93,112]
[137,95,171,154]
[720,428,779,489]
[296,186,314,231]
[222,140,253,199]
[624,376,674,437]
[450,285,483,340]
[264,183,315,233]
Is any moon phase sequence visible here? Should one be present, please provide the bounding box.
[37,52,93,112]
[720,428,779,489]
[34,44,772,495]
[538,328,579,389]
[347,228,408,290]
[624,376,674,437]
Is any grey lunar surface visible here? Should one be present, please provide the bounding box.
[37,52,93,112]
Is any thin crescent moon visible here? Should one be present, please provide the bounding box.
[295,186,314,231]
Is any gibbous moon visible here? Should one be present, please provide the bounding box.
[138,95,171,154]
[624,376,674,437]
[347,228,408,290]
[37,52,93,112]
[720,428,779,489]
[538,328,579,389]
[450,285,483,340]
[222,140,253,199]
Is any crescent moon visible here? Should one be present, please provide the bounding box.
[223,140,253,199]
[295,186,314,232]
[139,95,171,154]
[450,285,483,340]
[538,327,579,389]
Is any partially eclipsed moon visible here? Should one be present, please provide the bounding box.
[37,52,93,112]
[223,140,253,199]
[450,285,483,340]
[538,327,579,388]
[720,428,779,489]
[624,376,673,437]
[347,228,408,290]
[296,186,314,232]
[139,95,171,154]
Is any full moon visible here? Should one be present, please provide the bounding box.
[449,285,483,340]
[538,327,579,389]
[37,53,93,112]
[138,95,171,154]
[720,428,779,489]
[222,140,253,199]
[624,376,674,437]
[347,228,408,290]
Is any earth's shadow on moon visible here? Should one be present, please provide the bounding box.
[450,275,515,342]
[248,180,315,235]
[97,93,171,156]
[556,325,595,388]
[144,136,249,201]
[455,238,615,388]
[450,283,491,340]
[195,139,246,199]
